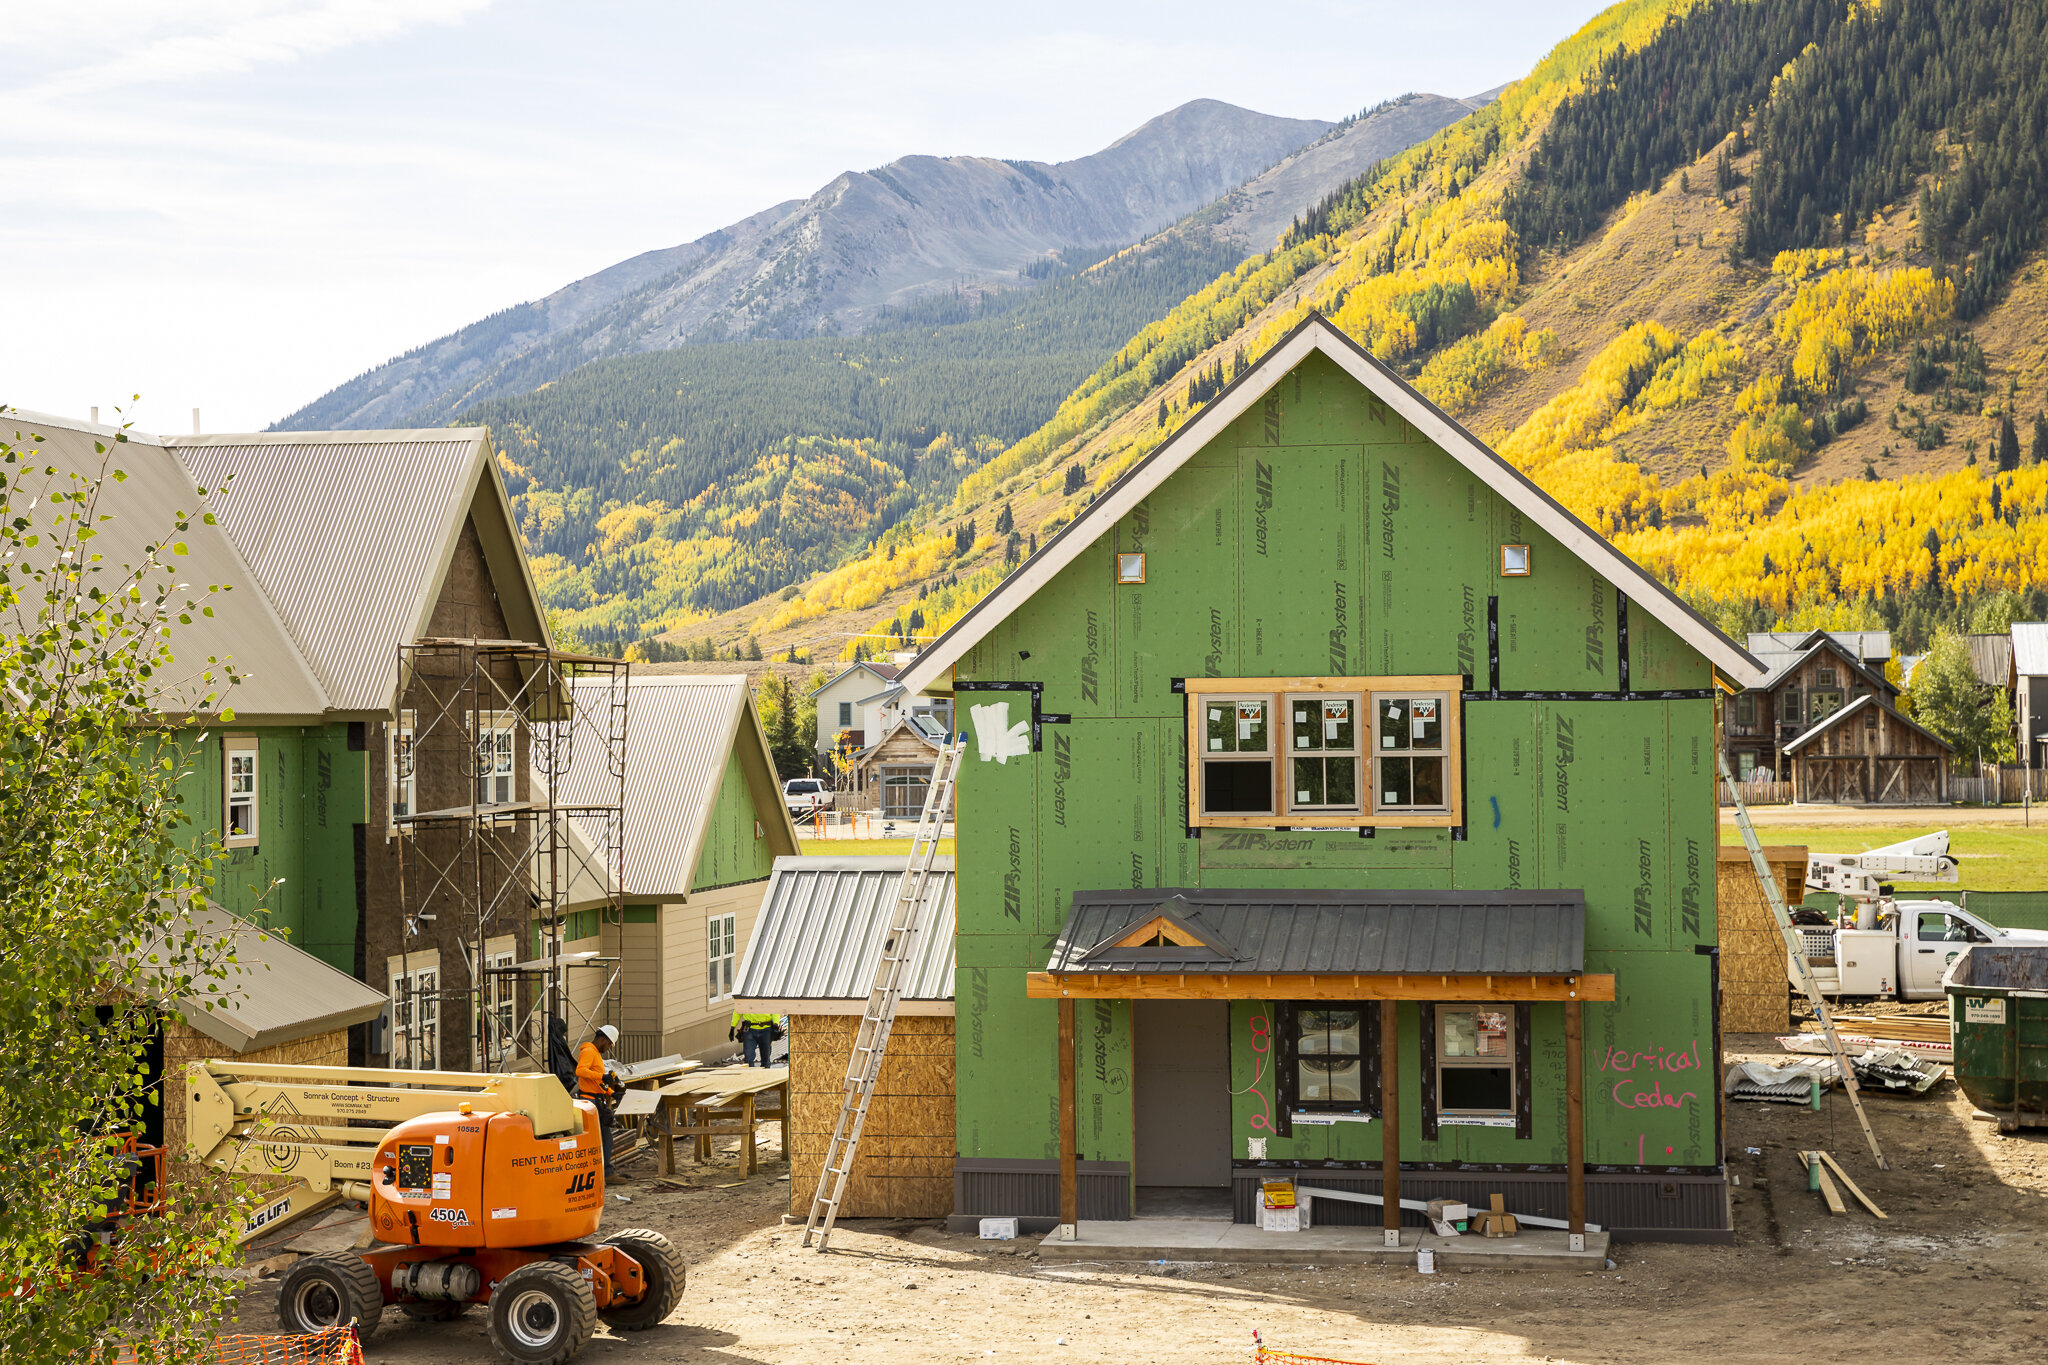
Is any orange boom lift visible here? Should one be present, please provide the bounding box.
[183,1060,681,1365]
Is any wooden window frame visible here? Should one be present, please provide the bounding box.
[1185,676,1463,829]
[224,734,259,847]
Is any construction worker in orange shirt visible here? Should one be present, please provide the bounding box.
[578,1023,625,1182]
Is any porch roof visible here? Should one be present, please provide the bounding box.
[1045,889,1586,977]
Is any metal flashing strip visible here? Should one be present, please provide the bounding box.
[955,679,1068,753]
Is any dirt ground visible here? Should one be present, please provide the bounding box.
[224,1035,2048,1365]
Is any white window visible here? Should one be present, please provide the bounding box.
[388,961,440,1070]
[390,710,416,829]
[707,913,737,1002]
[224,736,259,845]
[1187,677,1461,828]
[475,711,515,806]
[1437,1007,1513,1118]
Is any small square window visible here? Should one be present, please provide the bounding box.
[1500,544,1531,576]
[1115,552,1147,585]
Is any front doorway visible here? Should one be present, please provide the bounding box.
[1133,1000,1231,1214]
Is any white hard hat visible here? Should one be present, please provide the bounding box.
[597,1025,620,1044]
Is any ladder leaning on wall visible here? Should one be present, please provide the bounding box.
[804,735,966,1250]
[1719,752,1888,1170]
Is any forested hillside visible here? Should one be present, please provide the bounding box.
[683,0,2048,668]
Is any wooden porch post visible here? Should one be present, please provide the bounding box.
[1380,999,1400,1246]
[1058,997,1077,1236]
[1565,1000,1586,1248]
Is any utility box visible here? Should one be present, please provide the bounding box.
[1947,946,2048,1128]
[1835,928,1898,997]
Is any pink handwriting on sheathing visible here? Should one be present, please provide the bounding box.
[1611,1078,1698,1109]
[1599,1040,1702,1074]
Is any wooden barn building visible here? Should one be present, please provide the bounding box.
[1782,695,1952,804]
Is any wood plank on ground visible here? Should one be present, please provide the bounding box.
[1816,1150,1888,1219]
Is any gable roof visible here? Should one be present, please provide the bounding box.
[1782,693,1953,755]
[895,315,1765,697]
[6,410,549,720]
[1748,629,1891,663]
[6,411,329,718]
[852,713,947,767]
[2015,623,2048,677]
[175,428,548,716]
[1749,634,1894,695]
[809,660,900,699]
[557,675,800,900]
[731,856,955,1015]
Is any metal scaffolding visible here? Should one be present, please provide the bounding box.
[391,637,629,1071]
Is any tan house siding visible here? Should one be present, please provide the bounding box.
[656,880,771,1061]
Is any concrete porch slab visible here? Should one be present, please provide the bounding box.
[1036,1220,1608,1270]
[1038,1219,1422,1264]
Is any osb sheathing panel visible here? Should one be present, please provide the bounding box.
[162,1023,348,1193]
[950,353,1723,1174]
[787,1013,953,1217]
[1718,854,1805,1034]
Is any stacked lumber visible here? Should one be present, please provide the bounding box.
[1827,1014,1949,1045]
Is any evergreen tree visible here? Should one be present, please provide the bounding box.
[745,634,763,661]
[1062,463,1084,495]
[994,502,1014,535]
[953,521,975,555]
[2033,411,2048,466]
[1157,399,1168,427]
[1998,412,2021,472]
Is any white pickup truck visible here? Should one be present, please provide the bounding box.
[1793,901,2048,1000]
[782,776,832,820]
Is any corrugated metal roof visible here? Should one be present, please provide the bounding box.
[4,412,330,717]
[1782,692,1953,754]
[1966,632,2014,687]
[555,675,799,899]
[1747,629,1891,662]
[2015,623,2048,677]
[154,902,388,1052]
[1046,889,1585,976]
[733,856,955,1006]
[175,430,494,714]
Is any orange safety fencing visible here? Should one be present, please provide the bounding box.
[1252,1330,1375,1365]
[114,1327,364,1365]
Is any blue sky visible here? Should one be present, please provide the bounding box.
[2,1,1609,431]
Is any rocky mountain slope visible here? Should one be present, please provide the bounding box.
[676,0,2048,669]
[276,100,1335,431]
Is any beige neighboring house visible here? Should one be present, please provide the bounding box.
[552,676,801,1062]
[809,661,902,756]
[850,713,954,818]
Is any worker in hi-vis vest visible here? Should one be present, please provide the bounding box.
[730,1010,779,1067]
[578,1024,623,1181]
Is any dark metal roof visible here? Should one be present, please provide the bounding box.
[1046,890,1585,976]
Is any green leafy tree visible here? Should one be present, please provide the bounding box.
[0,414,252,1362]
[1908,629,2016,767]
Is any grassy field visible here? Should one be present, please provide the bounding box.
[1718,818,2048,892]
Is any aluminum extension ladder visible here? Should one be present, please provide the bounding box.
[804,735,966,1249]
[1719,753,1888,1169]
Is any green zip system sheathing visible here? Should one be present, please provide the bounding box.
[951,350,1726,1225]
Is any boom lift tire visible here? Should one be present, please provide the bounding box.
[594,1228,685,1331]
[487,1260,596,1365]
[277,1254,385,1343]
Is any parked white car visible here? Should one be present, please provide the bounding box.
[783,777,831,819]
